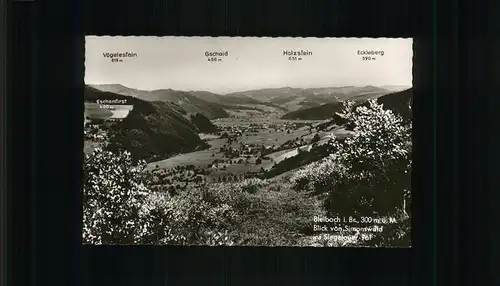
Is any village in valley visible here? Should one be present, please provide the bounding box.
[140,107,351,194]
[84,96,353,195]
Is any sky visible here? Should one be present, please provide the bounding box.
[85,36,413,94]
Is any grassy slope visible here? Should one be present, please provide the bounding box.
[206,179,326,246]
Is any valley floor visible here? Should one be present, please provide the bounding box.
[146,113,351,185]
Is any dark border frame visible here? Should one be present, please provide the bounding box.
[5,0,467,285]
[78,1,434,282]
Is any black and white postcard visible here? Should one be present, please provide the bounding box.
[83,36,413,247]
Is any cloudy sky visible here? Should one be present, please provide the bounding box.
[85,36,413,94]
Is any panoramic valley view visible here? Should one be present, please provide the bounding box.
[83,37,413,247]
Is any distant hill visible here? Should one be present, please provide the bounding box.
[380,85,412,92]
[225,86,391,112]
[279,87,387,120]
[189,90,262,105]
[91,84,291,115]
[90,84,229,120]
[280,102,345,120]
[281,88,413,121]
[90,84,400,116]
[87,84,145,97]
[188,90,287,112]
[84,86,212,162]
[360,88,413,122]
[227,87,304,103]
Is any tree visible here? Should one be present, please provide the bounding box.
[256,158,262,165]
[82,148,151,244]
[83,147,238,246]
[325,99,412,217]
[290,98,411,222]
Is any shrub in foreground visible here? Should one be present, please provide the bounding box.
[82,148,151,244]
[138,189,237,245]
[83,148,238,245]
[291,99,412,219]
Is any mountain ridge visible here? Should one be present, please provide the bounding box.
[90,84,230,120]
[84,86,213,162]
[281,88,413,121]
[89,84,403,114]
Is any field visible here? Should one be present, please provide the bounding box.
[146,148,223,170]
